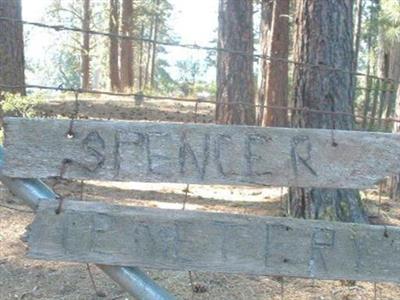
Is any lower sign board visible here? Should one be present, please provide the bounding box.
[27,201,400,283]
[4,117,400,188]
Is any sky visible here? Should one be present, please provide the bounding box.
[22,0,218,84]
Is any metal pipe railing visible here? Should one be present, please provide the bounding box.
[98,265,175,300]
[0,147,176,300]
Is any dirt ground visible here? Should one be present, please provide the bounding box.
[1,97,400,299]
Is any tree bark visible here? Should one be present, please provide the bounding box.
[0,0,25,95]
[81,0,91,90]
[120,0,134,92]
[369,78,380,130]
[392,84,400,200]
[138,24,144,90]
[384,43,400,130]
[389,41,400,199]
[290,0,367,223]
[256,0,273,125]
[109,0,121,91]
[353,0,363,73]
[258,0,289,127]
[144,17,154,88]
[377,55,390,129]
[216,0,255,125]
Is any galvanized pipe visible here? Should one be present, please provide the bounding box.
[98,265,175,300]
[0,147,176,300]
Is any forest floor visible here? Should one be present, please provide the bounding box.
[1,97,400,299]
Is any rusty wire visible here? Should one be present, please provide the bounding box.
[0,16,399,85]
[1,83,399,126]
[0,16,398,127]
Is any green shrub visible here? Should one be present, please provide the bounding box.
[1,92,44,118]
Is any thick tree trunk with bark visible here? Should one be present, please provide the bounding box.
[216,0,255,125]
[290,0,367,223]
[0,0,25,95]
[81,0,91,90]
[389,41,400,199]
[109,0,121,91]
[120,0,134,92]
[392,84,400,199]
[258,0,289,127]
[384,44,400,130]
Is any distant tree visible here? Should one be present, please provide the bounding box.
[352,0,363,111]
[54,49,82,87]
[361,5,376,129]
[290,0,367,223]
[135,0,173,91]
[155,59,176,93]
[150,0,161,89]
[109,0,121,91]
[120,0,134,91]
[216,0,255,125]
[258,0,289,127]
[176,59,203,96]
[0,0,25,96]
[46,0,96,89]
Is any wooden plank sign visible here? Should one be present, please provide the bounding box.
[4,117,400,188]
[28,200,400,283]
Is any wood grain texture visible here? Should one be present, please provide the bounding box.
[28,200,400,283]
[4,117,400,188]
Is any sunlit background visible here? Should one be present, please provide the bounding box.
[22,0,218,88]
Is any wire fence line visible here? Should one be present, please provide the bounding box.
[0,16,399,130]
[0,16,399,85]
[1,82,399,126]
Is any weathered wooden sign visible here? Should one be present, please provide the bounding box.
[28,200,400,283]
[4,117,400,188]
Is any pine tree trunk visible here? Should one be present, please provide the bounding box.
[150,0,161,89]
[369,78,380,130]
[385,82,396,131]
[120,0,134,92]
[81,0,91,90]
[376,27,390,129]
[0,0,25,96]
[388,42,400,199]
[384,44,400,130]
[290,0,367,223]
[353,0,363,72]
[216,0,255,125]
[109,0,121,91]
[256,0,273,126]
[144,19,154,88]
[259,0,289,127]
[138,24,144,90]
[391,84,400,200]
